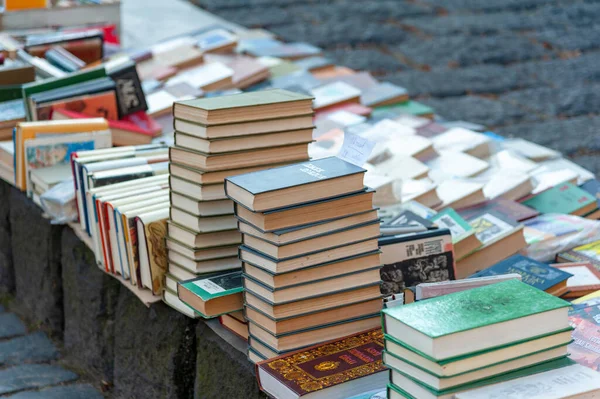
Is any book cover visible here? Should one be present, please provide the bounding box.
[430,209,474,243]
[37,91,119,121]
[176,88,312,111]
[382,280,570,339]
[457,199,539,222]
[552,262,600,296]
[361,82,408,107]
[523,182,595,214]
[106,60,148,118]
[379,229,455,295]
[144,218,168,294]
[568,304,600,371]
[180,271,243,301]
[226,157,365,195]
[467,210,521,246]
[256,328,386,396]
[312,82,361,109]
[470,254,572,292]
[559,240,600,269]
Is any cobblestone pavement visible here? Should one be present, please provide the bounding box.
[0,305,103,398]
[191,0,600,175]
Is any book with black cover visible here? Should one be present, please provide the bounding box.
[470,254,572,295]
[106,59,148,118]
[225,157,366,212]
[379,229,455,296]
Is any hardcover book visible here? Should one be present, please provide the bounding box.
[382,280,571,360]
[178,271,244,318]
[457,199,538,223]
[470,254,572,295]
[256,328,388,399]
[522,182,596,216]
[430,209,481,260]
[136,209,169,294]
[568,304,600,371]
[225,157,366,212]
[379,229,455,296]
[552,262,600,298]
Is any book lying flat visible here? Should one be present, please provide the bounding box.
[177,271,244,318]
[225,157,366,212]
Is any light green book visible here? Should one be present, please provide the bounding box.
[175,88,312,111]
[177,271,243,318]
[372,100,434,118]
[430,208,481,259]
[382,280,570,360]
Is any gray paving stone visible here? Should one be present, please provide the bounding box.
[326,47,409,74]
[213,6,293,28]
[0,305,5,313]
[270,21,406,48]
[0,364,77,395]
[0,313,26,339]
[500,83,600,119]
[420,0,566,12]
[568,154,600,176]
[0,332,58,366]
[497,116,600,158]
[396,33,550,68]
[5,384,102,399]
[421,95,533,127]
[529,25,600,52]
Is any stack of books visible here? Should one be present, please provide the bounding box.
[382,280,574,398]
[224,157,383,363]
[165,89,314,316]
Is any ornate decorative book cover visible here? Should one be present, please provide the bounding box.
[256,328,386,396]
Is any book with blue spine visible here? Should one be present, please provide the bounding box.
[470,254,572,296]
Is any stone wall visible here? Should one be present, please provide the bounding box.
[0,179,263,399]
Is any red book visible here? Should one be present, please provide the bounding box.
[256,328,387,399]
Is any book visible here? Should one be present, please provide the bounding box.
[155,45,204,69]
[225,157,366,212]
[234,189,374,232]
[311,82,361,110]
[167,222,241,248]
[382,280,570,360]
[173,128,313,154]
[373,101,434,119]
[380,210,436,235]
[415,274,522,300]
[44,46,86,73]
[243,265,381,305]
[256,329,388,399]
[552,262,600,298]
[455,210,526,278]
[246,41,321,60]
[522,182,596,216]
[435,179,486,211]
[163,288,200,319]
[454,364,600,399]
[387,358,575,399]
[432,128,492,159]
[196,29,238,53]
[166,62,233,91]
[374,155,430,181]
[379,229,455,296]
[14,118,109,190]
[136,208,169,294]
[204,53,270,89]
[384,344,568,392]
[177,271,244,318]
[174,113,314,140]
[430,209,481,260]
[239,238,379,275]
[361,82,409,108]
[169,207,236,232]
[220,314,249,341]
[105,59,148,118]
[558,240,600,271]
[29,163,72,193]
[427,151,489,182]
[173,89,313,125]
[169,177,227,201]
[170,193,233,217]
[457,199,539,223]
[0,62,35,85]
[470,254,572,296]
[168,253,241,275]
[243,221,380,259]
[25,30,104,64]
[568,304,600,371]
[169,143,309,172]
[502,138,560,162]
[4,0,47,11]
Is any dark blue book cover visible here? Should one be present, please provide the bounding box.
[581,179,600,207]
[470,254,572,291]
[225,157,365,195]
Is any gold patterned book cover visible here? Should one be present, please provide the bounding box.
[256,328,386,397]
[144,218,168,295]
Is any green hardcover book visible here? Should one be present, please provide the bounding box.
[372,100,434,119]
[387,357,575,399]
[430,208,481,259]
[177,271,244,318]
[173,89,313,125]
[522,182,596,216]
[0,84,24,103]
[382,280,570,361]
[21,66,107,119]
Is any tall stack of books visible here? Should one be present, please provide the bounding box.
[165,89,314,314]
[225,157,383,363]
[382,280,574,399]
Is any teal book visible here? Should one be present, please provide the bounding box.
[430,209,473,243]
[382,280,570,360]
[522,182,596,216]
[177,271,244,318]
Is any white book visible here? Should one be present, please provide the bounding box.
[427,151,489,183]
[502,138,560,161]
[375,155,430,181]
[311,81,361,109]
[532,157,596,185]
[432,127,491,158]
[455,364,600,399]
[166,62,234,90]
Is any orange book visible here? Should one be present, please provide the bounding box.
[5,0,47,11]
[14,118,109,190]
[36,91,119,121]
